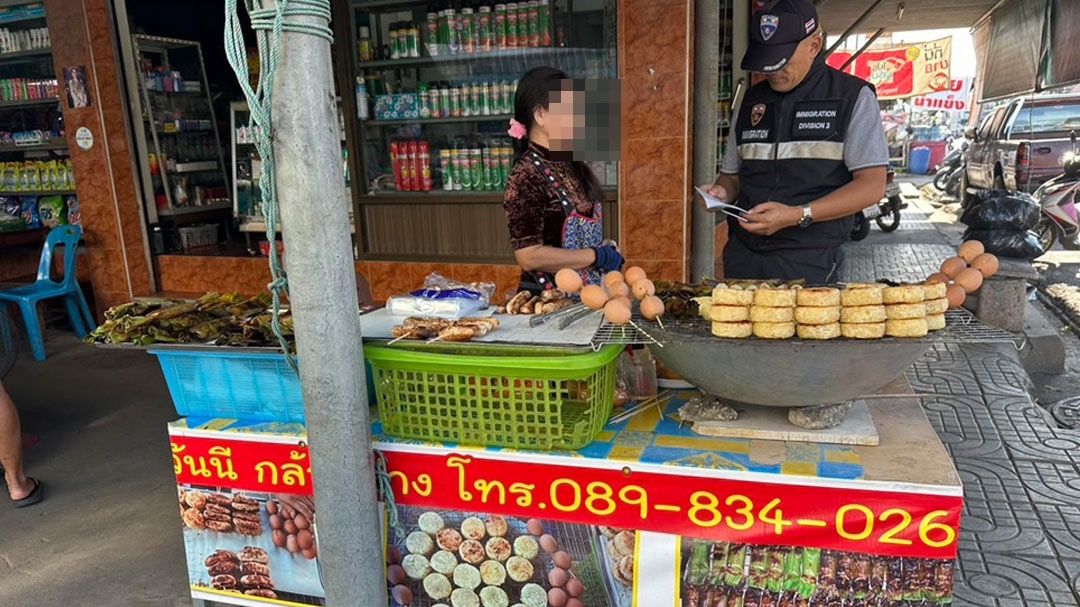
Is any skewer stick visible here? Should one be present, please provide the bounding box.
[426,335,444,344]
[386,334,410,345]
[655,316,665,330]
[628,320,663,347]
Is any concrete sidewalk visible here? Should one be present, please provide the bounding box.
[0,337,190,606]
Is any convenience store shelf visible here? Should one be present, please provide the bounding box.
[0,48,52,65]
[0,96,59,109]
[240,219,355,234]
[0,139,67,153]
[350,0,428,10]
[356,47,602,70]
[362,114,513,126]
[157,202,232,216]
[170,160,220,173]
[361,188,618,204]
[0,190,75,196]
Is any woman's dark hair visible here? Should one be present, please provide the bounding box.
[511,66,604,204]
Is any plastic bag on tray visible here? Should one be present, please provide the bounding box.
[962,228,1044,260]
[385,272,496,320]
[959,190,1040,230]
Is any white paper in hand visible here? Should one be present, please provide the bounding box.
[695,186,748,221]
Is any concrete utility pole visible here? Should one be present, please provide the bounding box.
[265,1,386,604]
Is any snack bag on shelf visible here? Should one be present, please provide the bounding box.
[20,196,40,228]
[42,160,57,191]
[65,195,79,225]
[38,195,65,228]
[20,161,39,191]
[0,196,25,232]
[63,159,75,189]
[3,162,18,191]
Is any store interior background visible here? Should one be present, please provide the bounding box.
[19,0,1040,318]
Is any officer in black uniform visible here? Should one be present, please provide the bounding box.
[701,0,889,284]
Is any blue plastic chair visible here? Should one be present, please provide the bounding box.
[0,225,96,361]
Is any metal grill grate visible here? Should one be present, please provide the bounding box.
[589,308,1019,348]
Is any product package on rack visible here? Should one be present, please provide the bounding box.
[386,272,496,320]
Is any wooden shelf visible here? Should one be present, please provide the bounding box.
[356,47,600,70]
[0,97,59,109]
[360,189,618,204]
[363,114,512,126]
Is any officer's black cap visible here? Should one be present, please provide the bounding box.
[741,0,820,74]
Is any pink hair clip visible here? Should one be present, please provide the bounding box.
[507,118,527,140]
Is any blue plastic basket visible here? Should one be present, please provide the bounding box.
[151,349,304,422]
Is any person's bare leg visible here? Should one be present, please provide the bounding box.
[0,380,33,500]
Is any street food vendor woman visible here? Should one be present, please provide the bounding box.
[503,66,624,294]
[701,0,889,284]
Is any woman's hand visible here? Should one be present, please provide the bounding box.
[741,202,801,236]
[592,245,624,273]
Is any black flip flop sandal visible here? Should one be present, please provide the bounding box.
[12,478,43,508]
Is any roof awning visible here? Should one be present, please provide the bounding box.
[816,0,1001,33]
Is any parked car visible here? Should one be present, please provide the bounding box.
[960,94,1080,202]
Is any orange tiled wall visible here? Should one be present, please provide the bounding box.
[618,0,694,283]
[45,0,154,316]
[158,255,522,304]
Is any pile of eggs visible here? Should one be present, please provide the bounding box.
[926,240,999,308]
[554,266,665,325]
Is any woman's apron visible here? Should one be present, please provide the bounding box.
[519,150,603,293]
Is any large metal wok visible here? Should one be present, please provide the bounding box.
[644,322,934,407]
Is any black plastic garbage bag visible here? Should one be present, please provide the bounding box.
[960,190,1040,230]
[963,228,1044,260]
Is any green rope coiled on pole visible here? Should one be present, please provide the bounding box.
[224,0,401,528]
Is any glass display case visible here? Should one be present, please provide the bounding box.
[344,0,618,263]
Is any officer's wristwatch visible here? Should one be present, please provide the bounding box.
[797,205,814,228]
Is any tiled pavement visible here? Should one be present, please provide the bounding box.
[847,209,1080,606]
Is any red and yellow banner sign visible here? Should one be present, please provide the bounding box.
[828,37,953,100]
[382,450,961,560]
[170,433,961,559]
[171,435,312,495]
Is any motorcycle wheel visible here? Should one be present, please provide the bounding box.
[933,168,951,191]
[1035,218,1058,252]
[875,199,902,232]
[945,170,964,198]
[851,212,871,241]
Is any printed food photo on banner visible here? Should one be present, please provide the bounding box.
[680,540,955,607]
[385,505,641,607]
[178,486,325,605]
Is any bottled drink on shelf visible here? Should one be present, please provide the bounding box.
[439,83,451,117]
[389,25,401,59]
[447,8,462,54]
[516,3,529,47]
[439,149,453,191]
[506,3,519,47]
[355,77,369,120]
[482,147,494,190]
[425,12,439,56]
[358,26,375,62]
[418,141,433,191]
[418,82,431,119]
[494,4,507,48]
[478,4,493,52]
[527,1,540,47]
[390,142,403,191]
[407,141,421,191]
[451,148,465,191]
[460,8,475,54]
[538,0,551,46]
[469,148,483,190]
[407,22,421,58]
[449,85,462,118]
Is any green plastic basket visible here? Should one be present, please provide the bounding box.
[365,342,621,450]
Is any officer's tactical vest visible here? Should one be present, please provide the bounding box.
[731,57,872,252]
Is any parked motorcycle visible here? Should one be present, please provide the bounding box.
[933,141,968,192]
[851,169,904,241]
[1033,131,1080,251]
